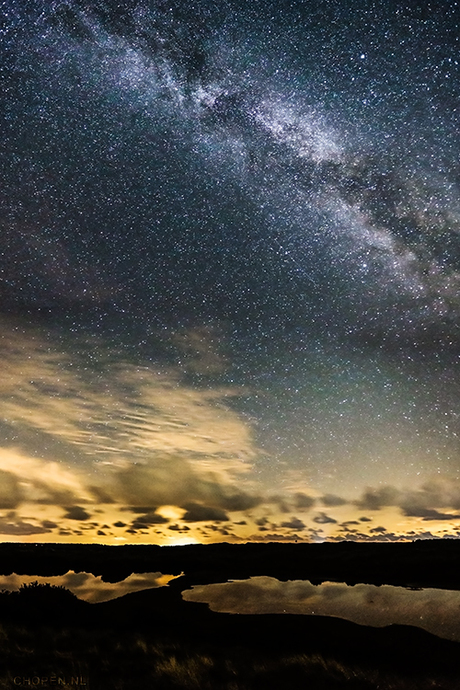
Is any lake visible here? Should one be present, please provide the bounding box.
[1,571,459,642]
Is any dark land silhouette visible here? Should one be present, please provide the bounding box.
[0,539,459,588]
[0,541,459,689]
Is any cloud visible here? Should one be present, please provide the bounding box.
[331,531,401,542]
[280,517,306,531]
[356,486,401,510]
[0,323,280,546]
[404,530,436,540]
[369,526,387,533]
[249,533,305,541]
[88,486,115,504]
[0,326,262,527]
[63,506,91,521]
[399,481,460,518]
[0,519,52,536]
[312,512,338,524]
[113,457,260,514]
[181,502,229,522]
[41,520,58,529]
[114,460,195,507]
[403,508,460,521]
[356,480,460,521]
[0,450,93,507]
[131,512,169,528]
[255,517,269,526]
[0,470,23,508]
[293,493,316,510]
[218,491,261,512]
[0,328,259,467]
[321,494,348,507]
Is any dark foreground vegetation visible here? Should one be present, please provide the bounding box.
[0,541,459,689]
[0,577,458,690]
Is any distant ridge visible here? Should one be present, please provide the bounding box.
[0,540,459,590]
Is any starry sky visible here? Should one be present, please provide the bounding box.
[2,0,460,544]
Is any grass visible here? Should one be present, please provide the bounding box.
[0,622,456,690]
[0,584,457,690]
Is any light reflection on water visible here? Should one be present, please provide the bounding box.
[0,571,179,603]
[3,572,460,643]
[182,576,460,642]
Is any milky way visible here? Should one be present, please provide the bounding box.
[1,0,460,543]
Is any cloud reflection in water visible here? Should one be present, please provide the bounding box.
[183,576,460,642]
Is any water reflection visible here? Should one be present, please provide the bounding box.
[182,576,460,642]
[4,571,460,643]
[0,571,178,603]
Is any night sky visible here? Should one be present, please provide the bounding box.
[2,0,460,544]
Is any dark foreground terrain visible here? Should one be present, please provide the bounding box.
[0,541,459,689]
[0,576,459,690]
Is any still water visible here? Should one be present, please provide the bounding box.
[183,576,460,642]
[1,572,459,642]
[0,571,178,603]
